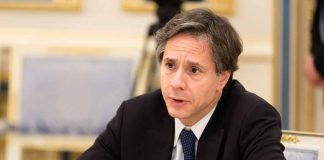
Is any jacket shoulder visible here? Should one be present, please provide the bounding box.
[125,89,165,108]
[121,89,169,120]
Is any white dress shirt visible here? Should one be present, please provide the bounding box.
[171,106,216,160]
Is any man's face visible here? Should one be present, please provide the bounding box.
[160,33,229,126]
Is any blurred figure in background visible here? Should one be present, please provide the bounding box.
[305,0,324,87]
[148,0,183,36]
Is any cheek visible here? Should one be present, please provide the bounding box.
[160,73,169,90]
[195,82,218,99]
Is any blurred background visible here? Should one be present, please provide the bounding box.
[0,0,323,160]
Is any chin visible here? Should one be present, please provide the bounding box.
[166,106,188,119]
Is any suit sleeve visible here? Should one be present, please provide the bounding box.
[239,103,286,160]
[77,101,126,160]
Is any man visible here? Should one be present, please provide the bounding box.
[78,8,285,160]
[305,0,324,87]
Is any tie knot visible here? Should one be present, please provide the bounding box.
[180,129,196,160]
[180,129,196,142]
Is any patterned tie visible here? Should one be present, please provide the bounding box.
[180,129,196,160]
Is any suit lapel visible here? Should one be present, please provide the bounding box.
[196,105,225,160]
[196,128,224,160]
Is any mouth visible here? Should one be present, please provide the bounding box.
[168,96,188,104]
[171,98,185,103]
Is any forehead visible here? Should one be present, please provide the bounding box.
[163,33,213,62]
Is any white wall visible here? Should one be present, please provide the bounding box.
[229,0,274,103]
[230,0,273,39]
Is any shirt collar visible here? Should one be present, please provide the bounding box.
[173,105,216,147]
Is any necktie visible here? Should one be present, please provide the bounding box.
[180,129,196,160]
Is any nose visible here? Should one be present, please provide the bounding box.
[170,69,186,90]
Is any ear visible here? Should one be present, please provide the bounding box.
[217,71,230,91]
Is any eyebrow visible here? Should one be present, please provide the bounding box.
[188,61,204,67]
[163,57,175,63]
[163,57,207,69]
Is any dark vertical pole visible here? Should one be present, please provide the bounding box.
[61,151,71,160]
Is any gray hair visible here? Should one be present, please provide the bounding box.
[154,8,243,74]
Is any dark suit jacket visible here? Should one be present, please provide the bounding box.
[78,80,285,160]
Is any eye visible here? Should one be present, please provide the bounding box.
[165,62,175,70]
[191,66,199,73]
